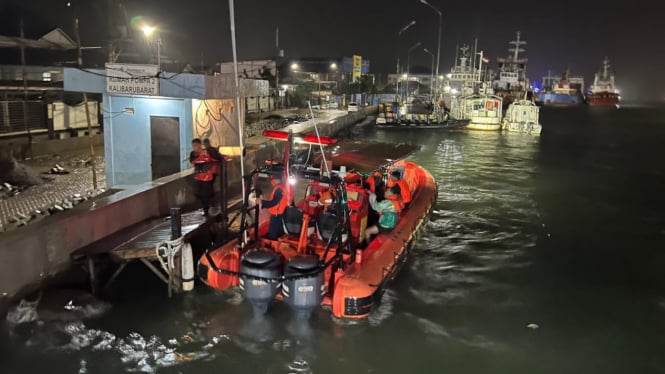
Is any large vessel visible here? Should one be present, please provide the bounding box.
[492,31,530,107]
[198,130,437,320]
[536,70,584,106]
[586,57,620,107]
[449,51,503,131]
[502,97,542,135]
[441,44,477,110]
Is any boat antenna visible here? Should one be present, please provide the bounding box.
[307,101,331,177]
[228,0,246,205]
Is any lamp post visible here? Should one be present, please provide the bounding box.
[405,41,421,102]
[142,24,161,71]
[395,20,416,102]
[423,48,435,98]
[420,0,442,100]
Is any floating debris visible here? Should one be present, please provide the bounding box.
[527,323,539,330]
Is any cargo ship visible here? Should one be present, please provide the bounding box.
[586,57,620,108]
[536,70,584,106]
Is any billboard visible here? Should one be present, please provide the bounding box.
[352,55,362,82]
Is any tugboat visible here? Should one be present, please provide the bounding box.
[493,31,530,107]
[536,69,584,106]
[198,130,437,320]
[586,57,620,108]
[502,93,542,135]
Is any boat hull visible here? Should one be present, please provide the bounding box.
[502,120,542,135]
[466,119,502,131]
[197,160,437,320]
[377,119,468,130]
[586,92,619,107]
[537,93,582,106]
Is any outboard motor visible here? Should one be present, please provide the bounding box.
[282,255,324,319]
[239,248,282,315]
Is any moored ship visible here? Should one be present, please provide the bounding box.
[492,31,530,107]
[536,70,584,106]
[586,57,620,107]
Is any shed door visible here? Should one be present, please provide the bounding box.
[150,116,181,180]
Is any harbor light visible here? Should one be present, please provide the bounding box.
[443,85,451,92]
[142,25,156,37]
[446,73,452,79]
[290,63,299,71]
[451,88,458,95]
[330,62,337,70]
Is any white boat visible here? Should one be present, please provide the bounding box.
[461,93,503,131]
[502,98,541,135]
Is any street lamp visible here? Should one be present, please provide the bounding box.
[395,20,416,102]
[405,41,421,101]
[423,48,435,98]
[419,0,442,100]
[142,24,161,71]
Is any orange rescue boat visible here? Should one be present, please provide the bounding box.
[198,130,437,320]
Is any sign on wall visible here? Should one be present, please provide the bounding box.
[352,55,362,82]
[105,63,159,96]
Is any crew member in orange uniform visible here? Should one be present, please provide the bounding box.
[260,174,288,240]
[365,171,385,197]
[190,138,220,216]
[388,170,411,210]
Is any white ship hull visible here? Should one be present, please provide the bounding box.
[501,99,541,135]
[501,120,542,135]
[467,117,502,131]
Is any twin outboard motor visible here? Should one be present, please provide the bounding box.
[239,249,281,315]
[282,255,325,319]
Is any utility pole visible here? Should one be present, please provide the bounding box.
[75,18,98,190]
[20,19,33,156]
[275,27,279,109]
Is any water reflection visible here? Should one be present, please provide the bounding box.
[5,108,665,373]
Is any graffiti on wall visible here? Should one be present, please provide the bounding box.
[192,98,245,147]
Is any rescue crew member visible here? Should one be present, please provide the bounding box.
[388,170,411,209]
[259,174,288,240]
[190,138,219,216]
[365,171,385,197]
[317,186,336,212]
[364,186,399,245]
[203,138,223,181]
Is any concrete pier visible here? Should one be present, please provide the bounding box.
[0,106,376,313]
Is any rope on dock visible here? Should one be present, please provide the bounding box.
[155,236,184,275]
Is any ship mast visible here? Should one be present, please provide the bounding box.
[602,56,610,80]
[508,31,526,63]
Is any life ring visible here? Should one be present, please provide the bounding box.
[485,101,494,110]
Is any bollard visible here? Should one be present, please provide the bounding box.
[169,207,182,294]
[170,207,182,239]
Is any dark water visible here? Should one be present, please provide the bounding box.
[3,105,665,373]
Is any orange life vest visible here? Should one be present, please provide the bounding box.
[386,193,404,212]
[267,184,288,215]
[191,151,216,182]
[366,172,383,193]
[395,179,411,204]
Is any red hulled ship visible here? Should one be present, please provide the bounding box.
[586,57,620,107]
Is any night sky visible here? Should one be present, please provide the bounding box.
[1,0,662,101]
